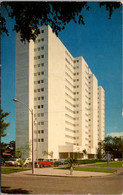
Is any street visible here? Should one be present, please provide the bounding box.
[1,168,123,194]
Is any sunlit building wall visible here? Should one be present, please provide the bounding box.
[15,25,105,159]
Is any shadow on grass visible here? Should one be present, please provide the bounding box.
[1,186,30,194]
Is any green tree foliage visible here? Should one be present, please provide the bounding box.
[7,140,15,156]
[104,136,123,160]
[97,141,105,160]
[1,142,8,156]
[1,2,121,42]
[97,136,123,160]
[42,150,54,158]
[67,157,74,168]
[15,143,30,167]
[0,109,10,137]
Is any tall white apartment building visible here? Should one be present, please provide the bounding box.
[15,25,105,159]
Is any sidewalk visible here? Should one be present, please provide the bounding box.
[11,167,112,177]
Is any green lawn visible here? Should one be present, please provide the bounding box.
[56,167,117,173]
[1,167,31,174]
[89,162,123,168]
[73,167,116,173]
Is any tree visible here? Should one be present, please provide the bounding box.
[1,2,121,42]
[15,143,30,168]
[104,136,123,160]
[0,109,10,137]
[96,141,105,160]
[6,140,15,157]
[97,136,123,160]
[1,142,8,156]
[42,150,54,159]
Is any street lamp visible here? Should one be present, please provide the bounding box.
[13,98,34,174]
[34,118,38,163]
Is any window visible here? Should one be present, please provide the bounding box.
[41,139,44,142]
[41,122,44,125]
[38,97,40,100]
[41,113,44,117]
[41,55,44,58]
[41,88,44,91]
[41,80,44,83]
[41,38,44,41]
[38,47,40,51]
[38,72,40,76]
[38,113,40,117]
[41,130,44,133]
[41,63,44,66]
[41,96,44,100]
[41,30,44,33]
[38,56,40,59]
[34,97,37,101]
[34,89,37,93]
[38,39,40,43]
[34,73,37,76]
[38,139,40,142]
[38,105,40,109]
[41,105,44,108]
[41,72,44,75]
[38,64,40,67]
[34,57,37,60]
[34,65,37,68]
[38,80,40,84]
[41,46,44,50]
[38,89,40,92]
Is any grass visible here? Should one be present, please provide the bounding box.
[1,167,31,174]
[56,166,117,173]
[88,161,123,168]
[73,167,116,173]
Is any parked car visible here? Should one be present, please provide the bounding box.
[0,158,5,165]
[54,159,68,167]
[35,159,54,167]
[5,158,21,166]
[24,158,32,165]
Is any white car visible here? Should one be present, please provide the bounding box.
[24,158,32,166]
[5,158,21,166]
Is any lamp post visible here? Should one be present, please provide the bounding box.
[13,98,34,174]
[34,118,38,164]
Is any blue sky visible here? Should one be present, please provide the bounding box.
[1,2,122,143]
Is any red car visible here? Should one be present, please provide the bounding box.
[35,159,54,167]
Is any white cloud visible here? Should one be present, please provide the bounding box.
[107,132,123,137]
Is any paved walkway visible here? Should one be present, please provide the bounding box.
[11,167,112,177]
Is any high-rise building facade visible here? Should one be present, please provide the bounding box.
[15,25,105,160]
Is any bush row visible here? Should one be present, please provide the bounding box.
[73,159,106,165]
